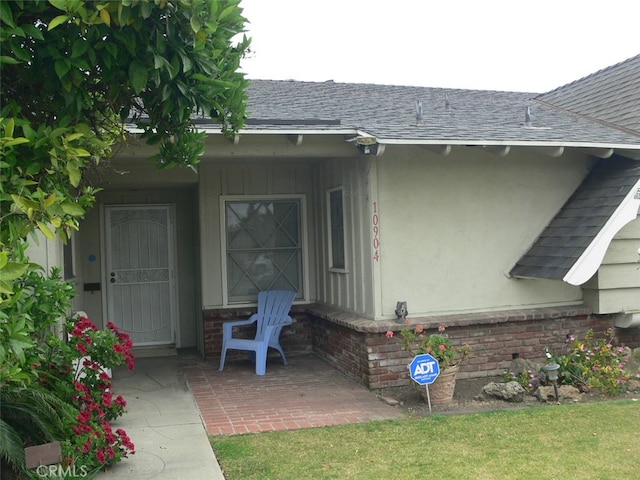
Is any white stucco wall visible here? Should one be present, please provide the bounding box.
[373,145,592,319]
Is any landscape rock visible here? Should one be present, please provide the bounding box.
[536,385,581,402]
[379,396,400,406]
[627,379,640,393]
[479,381,525,403]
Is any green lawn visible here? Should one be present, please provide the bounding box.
[211,400,639,480]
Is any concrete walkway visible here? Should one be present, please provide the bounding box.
[97,355,224,480]
[98,352,405,479]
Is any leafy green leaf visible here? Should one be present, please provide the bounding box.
[0,56,21,65]
[71,39,89,58]
[128,61,148,94]
[11,43,32,62]
[22,23,45,41]
[3,118,15,137]
[48,0,68,11]
[0,0,15,28]
[4,137,30,147]
[48,14,70,31]
[0,262,29,282]
[66,162,81,187]
[54,59,71,79]
[60,201,84,216]
[37,222,55,241]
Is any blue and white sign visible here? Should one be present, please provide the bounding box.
[409,353,440,385]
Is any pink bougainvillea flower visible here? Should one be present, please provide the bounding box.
[385,330,394,338]
[81,439,93,454]
[102,391,114,407]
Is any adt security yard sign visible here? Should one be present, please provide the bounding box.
[409,353,440,385]
[409,353,441,412]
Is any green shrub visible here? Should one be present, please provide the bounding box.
[555,329,629,396]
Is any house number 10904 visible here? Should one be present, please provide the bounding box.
[372,202,380,261]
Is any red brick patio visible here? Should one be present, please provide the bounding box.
[183,354,405,436]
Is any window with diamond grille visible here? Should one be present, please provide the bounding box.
[225,198,302,303]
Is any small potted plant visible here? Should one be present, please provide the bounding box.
[388,324,470,404]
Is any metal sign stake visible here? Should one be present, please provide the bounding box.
[425,385,432,413]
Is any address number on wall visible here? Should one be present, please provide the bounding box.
[372,201,380,261]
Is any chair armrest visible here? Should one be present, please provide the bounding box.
[262,316,293,335]
[222,315,258,336]
[272,315,293,327]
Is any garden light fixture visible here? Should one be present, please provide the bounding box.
[543,362,560,401]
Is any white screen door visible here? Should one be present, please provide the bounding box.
[105,205,175,345]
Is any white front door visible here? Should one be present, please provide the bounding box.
[105,205,176,345]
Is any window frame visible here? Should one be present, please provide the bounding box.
[220,194,308,305]
[327,186,347,273]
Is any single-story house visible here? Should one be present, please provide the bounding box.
[35,54,640,389]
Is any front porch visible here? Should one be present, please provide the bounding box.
[184,354,405,436]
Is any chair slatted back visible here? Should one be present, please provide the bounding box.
[255,290,296,340]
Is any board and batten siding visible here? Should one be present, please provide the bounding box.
[583,214,640,313]
[312,157,376,318]
[198,160,316,308]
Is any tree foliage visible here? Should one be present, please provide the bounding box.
[0,0,249,278]
[1,1,249,474]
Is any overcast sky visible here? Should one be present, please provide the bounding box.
[239,0,640,93]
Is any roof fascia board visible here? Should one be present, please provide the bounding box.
[123,125,358,136]
[563,178,640,286]
[374,138,640,149]
[123,125,640,151]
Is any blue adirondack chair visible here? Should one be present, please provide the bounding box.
[219,290,296,375]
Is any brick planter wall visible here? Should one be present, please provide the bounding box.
[306,305,628,390]
[202,304,639,390]
[617,326,640,348]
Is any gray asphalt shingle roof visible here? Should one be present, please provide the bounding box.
[244,79,640,146]
[537,54,640,135]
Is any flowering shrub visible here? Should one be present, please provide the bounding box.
[552,329,629,396]
[387,324,470,370]
[41,315,136,472]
